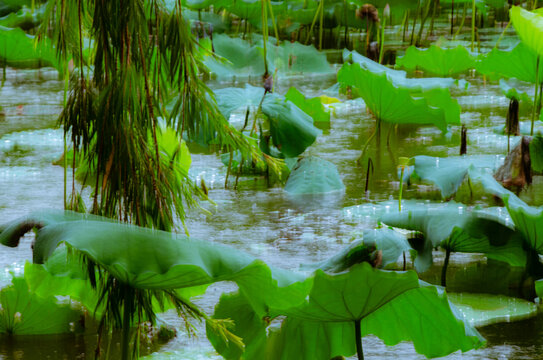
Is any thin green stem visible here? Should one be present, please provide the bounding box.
[305,0,323,45]
[379,17,386,64]
[471,0,476,52]
[121,288,132,360]
[399,166,405,212]
[441,248,451,287]
[319,0,325,50]
[267,0,280,45]
[532,56,540,136]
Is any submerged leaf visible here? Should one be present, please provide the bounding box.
[448,293,538,327]
[284,156,344,195]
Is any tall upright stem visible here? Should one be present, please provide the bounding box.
[471,0,476,52]
[319,0,325,50]
[532,56,540,136]
[441,248,451,287]
[355,319,364,360]
[121,287,132,360]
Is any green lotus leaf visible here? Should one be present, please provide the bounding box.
[396,45,477,77]
[0,211,312,317]
[206,292,267,360]
[301,229,411,273]
[0,276,82,335]
[204,34,331,79]
[0,25,58,69]
[379,204,527,273]
[337,62,460,131]
[344,49,469,91]
[448,293,538,327]
[249,263,485,360]
[0,5,43,30]
[410,155,503,198]
[181,0,221,10]
[476,42,543,83]
[510,6,543,58]
[214,85,265,120]
[285,87,330,125]
[499,78,533,102]
[502,194,543,254]
[263,94,322,158]
[284,156,344,195]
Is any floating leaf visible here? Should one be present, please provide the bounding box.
[448,293,538,327]
[284,156,344,195]
[0,25,57,69]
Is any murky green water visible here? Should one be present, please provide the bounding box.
[1,28,543,359]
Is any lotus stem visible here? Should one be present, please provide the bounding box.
[532,56,540,136]
[261,0,269,75]
[399,166,404,212]
[225,149,233,188]
[425,0,437,41]
[460,125,467,155]
[354,319,364,360]
[453,3,467,40]
[344,0,349,47]
[267,0,280,45]
[305,0,323,45]
[471,0,475,52]
[365,157,374,193]
[416,0,432,46]
[402,10,409,42]
[121,287,133,360]
[319,0,325,50]
[357,125,377,165]
[410,0,420,45]
[379,17,386,64]
[451,0,454,35]
[441,248,451,287]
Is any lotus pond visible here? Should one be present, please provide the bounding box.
[2,1,543,360]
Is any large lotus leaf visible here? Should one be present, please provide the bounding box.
[396,45,477,77]
[448,293,538,327]
[0,211,312,316]
[476,42,543,83]
[268,41,332,74]
[380,205,527,268]
[204,34,331,79]
[344,49,468,91]
[0,25,57,68]
[284,156,344,195]
[410,155,503,198]
[180,0,221,10]
[301,229,411,273]
[214,85,265,120]
[206,292,268,360]
[203,34,265,78]
[285,87,330,125]
[337,63,460,131]
[262,94,321,158]
[510,6,543,58]
[0,276,82,335]
[0,6,43,29]
[255,263,484,360]
[503,194,543,254]
[499,78,533,102]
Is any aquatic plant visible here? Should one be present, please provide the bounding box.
[395,45,477,77]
